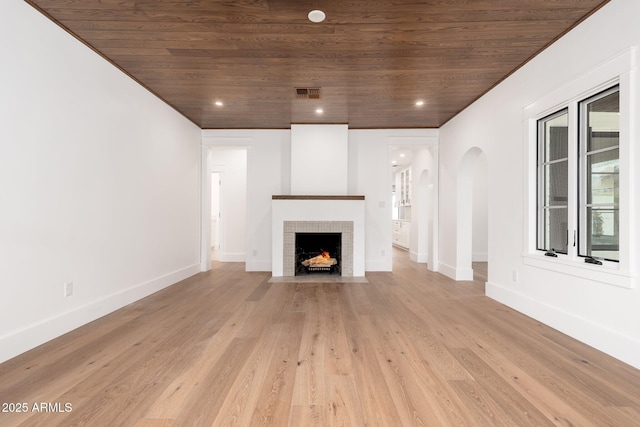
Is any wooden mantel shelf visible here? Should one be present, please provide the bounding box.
[272,195,365,200]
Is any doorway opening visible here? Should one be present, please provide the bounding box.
[456,147,488,282]
[390,145,438,271]
[201,147,247,271]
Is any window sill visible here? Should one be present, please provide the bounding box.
[522,253,636,289]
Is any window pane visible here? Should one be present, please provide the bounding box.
[585,207,619,261]
[544,162,568,206]
[544,113,568,161]
[580,86,620,261]
[589,131,619,151]
[586,90,619,151]
[543,208,568,253]
[537,109,568,251]
[587,149,619,205]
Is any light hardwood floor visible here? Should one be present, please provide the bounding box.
[1,249,640,426]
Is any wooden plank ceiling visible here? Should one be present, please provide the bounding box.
[26,0,609,129]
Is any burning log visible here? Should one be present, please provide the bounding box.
[301,250,337,267]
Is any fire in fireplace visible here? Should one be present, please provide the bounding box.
[295,232,341,275]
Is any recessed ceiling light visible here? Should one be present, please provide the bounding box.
[316,108,324,114]
[415,100,424,106]
[308,10,326,23]
[215,101,223,107]
[400,153,406,157]
[392,160,397,164]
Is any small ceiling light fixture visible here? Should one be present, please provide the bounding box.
[316,108,324,114]
[415,100,425,106]
[215,101,223,107]
[308,9,326,23]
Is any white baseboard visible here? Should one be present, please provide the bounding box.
[0,263,200,364]
[437,261,456,279]
[410,251,428,263]
[486,280,640,370]
[438,261,474,281]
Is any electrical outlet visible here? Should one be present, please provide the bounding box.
[512,270,519,283]
[64,282,73,297]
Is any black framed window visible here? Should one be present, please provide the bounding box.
[579,86,620,261]
[537,109,569,253]
[536,85,620,263]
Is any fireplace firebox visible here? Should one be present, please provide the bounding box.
[280,220,355,277]
[295,232,341,275]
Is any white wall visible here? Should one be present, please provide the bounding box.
[439,0,640,368]
[291,124,348,195]
[0,1,201,363]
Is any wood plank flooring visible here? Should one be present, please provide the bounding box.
[1,249,640,426]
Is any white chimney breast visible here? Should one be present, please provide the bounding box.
[290,124,348,195]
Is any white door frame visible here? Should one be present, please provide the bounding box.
[388,138,439,272]
[200,138,251,272]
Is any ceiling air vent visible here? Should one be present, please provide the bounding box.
[295,87,321,99]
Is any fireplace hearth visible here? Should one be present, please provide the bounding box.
[296,232,341,275]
